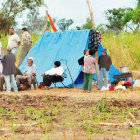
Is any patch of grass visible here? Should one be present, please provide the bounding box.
[96,98,108,112]
[0,108,15,118]
[119,108,125,122]
[129,127,140,135]
[24,107,41,120]
[10,121,18,133]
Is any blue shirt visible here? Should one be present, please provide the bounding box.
[24,64,37,76]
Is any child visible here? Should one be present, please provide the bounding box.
[83,49,96,93]
[98,48,112,90]
[1,49,18,92]
[78,49,89,68]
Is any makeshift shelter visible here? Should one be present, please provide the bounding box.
[19,30,120,87]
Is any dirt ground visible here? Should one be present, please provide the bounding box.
[0,87,140,140]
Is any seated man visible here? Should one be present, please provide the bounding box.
[42,61,64,88]
[16,57,37,89]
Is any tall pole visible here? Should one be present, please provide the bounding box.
[86,0,95,29]
[86,0,99,81]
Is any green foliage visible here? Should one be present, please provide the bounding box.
[105,8,131,31]
[57,18,74,31]
[0,0,44,34]
[76,17,92,30]
[82,18,92,29]
[96,24,107,33]
[96,99,107,112]
[22,10,48,33]
[122,0,140,31]
[106,0,140,32]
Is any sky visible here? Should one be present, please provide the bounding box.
[39,0,136,28]
[0,0,137,29]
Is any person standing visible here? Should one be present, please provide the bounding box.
[18,28,32,66]
[78,49,89,68]
[83,49,96,93]
[1,49,18,92]
[98,48,112,90]
[7,28,20,56]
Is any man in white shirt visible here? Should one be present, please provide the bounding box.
[7,28,20,56]
[42,61,64,88]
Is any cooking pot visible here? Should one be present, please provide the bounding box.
[120,66,129,73]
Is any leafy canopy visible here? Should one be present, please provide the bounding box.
[0,0,44,33]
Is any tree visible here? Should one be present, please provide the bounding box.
[105,8,131,31]
[57,18,74,31]
[82,18,92,29]
[0,0,44,33]
[96,24,107,33]
[122,0,140,31]
[22,10,47,33]
[76,17,92,30]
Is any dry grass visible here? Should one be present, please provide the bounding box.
[102,31,140,70]
[1,31,140,70]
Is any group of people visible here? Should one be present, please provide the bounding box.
[0,27,112,93]
[0,27,33,92]
[78,48,112,92]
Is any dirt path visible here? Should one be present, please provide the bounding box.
[1,87,140,101]
[0,88,140,140]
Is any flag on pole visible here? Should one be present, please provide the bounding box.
[47,12,57,32]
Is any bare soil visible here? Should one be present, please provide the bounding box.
[0,87,140,140]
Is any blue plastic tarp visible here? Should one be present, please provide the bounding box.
[20,30,90,87]
[20,30,120,87]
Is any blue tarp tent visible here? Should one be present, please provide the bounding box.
[20,30,120,87]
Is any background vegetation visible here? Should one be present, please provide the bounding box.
[0,0,140,70]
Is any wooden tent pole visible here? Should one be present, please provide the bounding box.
[86,0,95,29]
[86,0,99,81]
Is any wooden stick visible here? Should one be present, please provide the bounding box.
[86,0,95,29]
[86,0,99,81]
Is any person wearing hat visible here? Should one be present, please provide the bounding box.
[98,48,112,90]
[16,57,37,89]
[42,61,64,88]
[1,49,18,92]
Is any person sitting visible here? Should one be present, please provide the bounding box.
[42,61,64,89]
[16,57,37,89]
